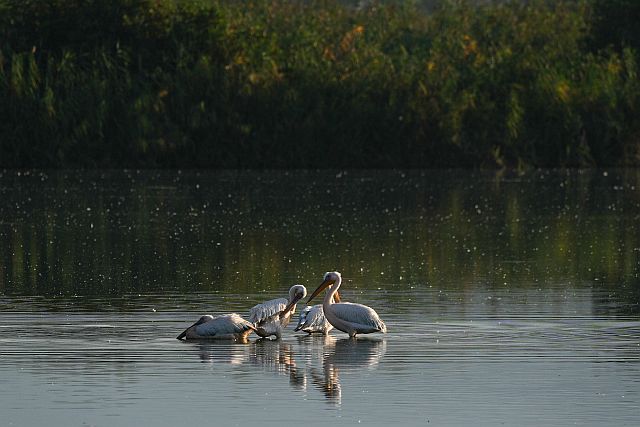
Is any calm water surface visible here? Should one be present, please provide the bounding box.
[0,170,639,426]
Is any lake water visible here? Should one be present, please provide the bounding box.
[0,169,639,426]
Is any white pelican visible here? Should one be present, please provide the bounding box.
[306,271,387,337]
[176,313,256,342]
[294,293,341,335]
[249,284,307,339]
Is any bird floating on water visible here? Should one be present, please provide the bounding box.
[295,293,340,335]
[249,284,307,339]
[176,313,256,342]
[307,271,387,338]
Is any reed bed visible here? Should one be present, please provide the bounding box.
[1,0,638,168]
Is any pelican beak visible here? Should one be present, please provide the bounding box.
[281,294,303,317]
[307,278,334,303]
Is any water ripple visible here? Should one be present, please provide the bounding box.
[1,293,639,426]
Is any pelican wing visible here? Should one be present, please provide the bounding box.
[295,304,328,332]
[248,298,288,324]
[295,306,313,331]
[196,313,256,337]
[330,302,387,333]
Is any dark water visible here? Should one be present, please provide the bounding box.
[1,170,639,426]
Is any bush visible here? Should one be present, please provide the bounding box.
[0,0,639,168]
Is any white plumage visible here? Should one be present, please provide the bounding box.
[295,302,335,335]
[248,298,288,324]
[307,271,387,338]
[176,313,256,341]
[249,284,307,339]
[328,302,387,334]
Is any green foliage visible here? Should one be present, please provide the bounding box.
[0,0,639,168]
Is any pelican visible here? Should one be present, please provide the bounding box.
[249,284,307,339]
[307,271,387,338]
[294,293,340,335]
[176,313,256,342]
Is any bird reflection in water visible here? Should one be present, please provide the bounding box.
[250,339,306,390]
[192,340,252,365]
[181,335,386,405]
[311,363,341,403]
[188,339,301,383]
[299,335,386,406]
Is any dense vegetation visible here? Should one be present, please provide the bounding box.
[1,0,639,168]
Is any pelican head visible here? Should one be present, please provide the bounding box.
[323,271,341,283]
[289,284,308,302]
[307,271,342,303]
[281,284,308,316]
[176,314,214,340]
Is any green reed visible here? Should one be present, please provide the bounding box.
[0,0,638,168]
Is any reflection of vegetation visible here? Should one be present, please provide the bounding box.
[0,171,638,305]
[1,0,639,168]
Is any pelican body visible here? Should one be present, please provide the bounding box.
[307,271,386,338]
[176,313,256,341]
[249,284,307,339]
[295,293,340,335]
